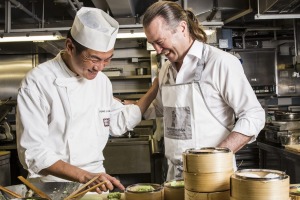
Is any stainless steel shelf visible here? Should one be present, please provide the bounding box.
[113,89,148,93]
[108,75,152,80]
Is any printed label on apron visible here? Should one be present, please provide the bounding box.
[164,106,192,140]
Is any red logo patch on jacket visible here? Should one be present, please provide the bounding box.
[103,118,110,127]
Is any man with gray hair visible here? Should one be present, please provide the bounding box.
[16,7,158,192]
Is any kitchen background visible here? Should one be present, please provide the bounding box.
[1,0,300,188]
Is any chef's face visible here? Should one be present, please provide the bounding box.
[67,39,114,80]
[144,16,186,63]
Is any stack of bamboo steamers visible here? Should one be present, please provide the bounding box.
[182,147,233,200]
[182,147,291,200]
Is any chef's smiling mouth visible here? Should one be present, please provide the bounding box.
[88,69,98,74]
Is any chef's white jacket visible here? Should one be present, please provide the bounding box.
[144,40,265,141]
[16,52,142,181]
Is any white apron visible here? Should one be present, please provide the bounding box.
[161,44,233,180]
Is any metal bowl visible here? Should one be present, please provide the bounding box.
[2,182,80,200]
[274,111,300,121]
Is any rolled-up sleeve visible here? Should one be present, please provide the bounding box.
[17,88,60,175]
[109,98,142,136]
[217,55,266,141]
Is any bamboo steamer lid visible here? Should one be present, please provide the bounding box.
[163,179,184,200]
[125,183,164,200]
[290,184,300,200]
[230,169,290,200]
[184,170,233,192]
[185,188,230,200]
[183,147,233,173]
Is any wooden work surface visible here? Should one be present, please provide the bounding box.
[80,192,125,200]
[285,145,300,153]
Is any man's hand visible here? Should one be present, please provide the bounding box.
[82,172,125,193]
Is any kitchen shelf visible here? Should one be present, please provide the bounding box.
[113,89,149,93]
[108,75,152,80]
[114,93,144,100]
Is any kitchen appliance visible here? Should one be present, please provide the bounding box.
[232,49,277,97]
[0,99,14,142]
[265,119,300,145]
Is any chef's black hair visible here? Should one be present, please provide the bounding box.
[67,30,87,54]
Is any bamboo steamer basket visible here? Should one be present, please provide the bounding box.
[185,189,230,200]
[163,179,184,200]
[230,169,290,200]
[290,184,300,200]
[183,147,233,193]
[183,147,233,173]
[125,183,164,200]
[184,170,233,192]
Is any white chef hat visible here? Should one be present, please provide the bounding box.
[71,7,119,52]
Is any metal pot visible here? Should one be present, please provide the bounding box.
[274,111,300,121]
[135,68,148,75]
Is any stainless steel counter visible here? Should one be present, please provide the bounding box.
[258,141,300,183]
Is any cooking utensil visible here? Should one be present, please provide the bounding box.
[65,174,102,200]
[135,68,148,75]
[163,179,184,200]
[17,176,51,200]
[231,169,290,200]
[2,182,81,200]
[66,181,106,199]
[0,185,22,198]
[274,111,300,121]
[125,183,163,200]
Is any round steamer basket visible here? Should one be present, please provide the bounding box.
[182,147,233,173]
[163,179,184,200]
[230,169,290,200]
[125,183,164,200]
[185,188,230,200]
[184,170,233,192]
[290,184,300,200]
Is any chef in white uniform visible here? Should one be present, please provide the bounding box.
[142,2,265,180]
[16,7,158,192]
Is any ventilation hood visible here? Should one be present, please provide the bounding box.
[105,0,158,18]
[255,0,300,19]
[258,0,300,14]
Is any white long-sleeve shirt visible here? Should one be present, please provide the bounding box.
[16,52,141,181]
[144,40,265,141]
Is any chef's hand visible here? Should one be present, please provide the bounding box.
[84,172,125,193]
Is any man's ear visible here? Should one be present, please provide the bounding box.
[65,38,75,53]
[179,20,187,33]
